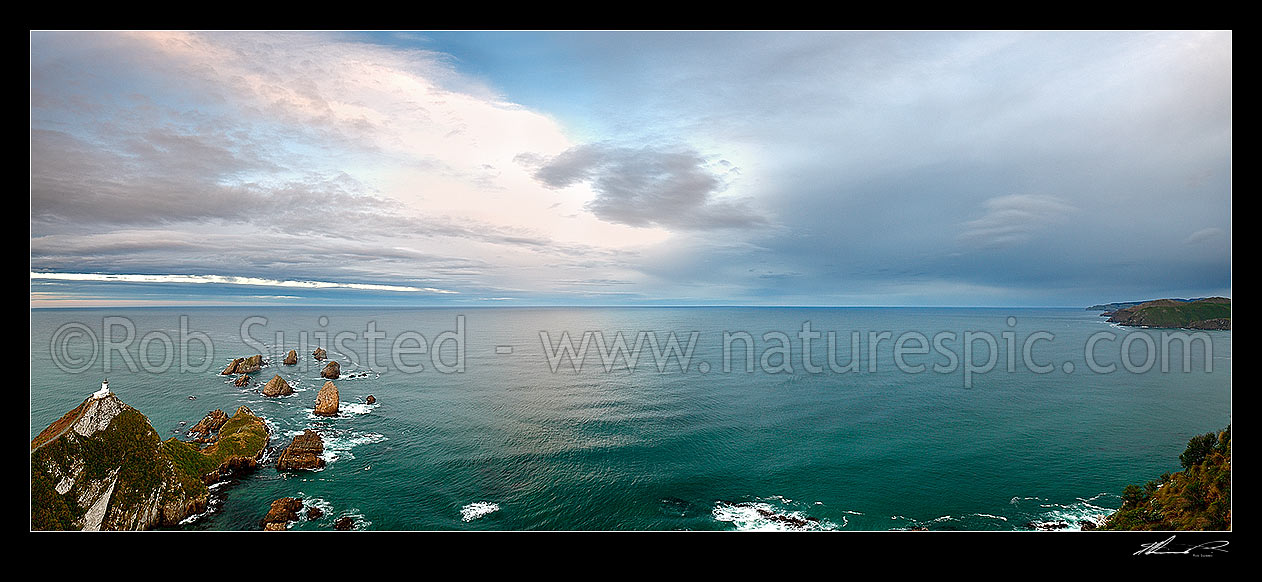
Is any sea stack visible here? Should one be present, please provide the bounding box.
[261,497,304,531]
[321,361,340,380]
[283,349,298,365]
[313,348,327,361]
[262,375,293,397]
[221,355,264,375]
[314,381,339,416]
[276,429,326,471]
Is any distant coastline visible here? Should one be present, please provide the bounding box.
[1088,297,1230,330]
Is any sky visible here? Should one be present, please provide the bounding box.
[29,30,1232,307]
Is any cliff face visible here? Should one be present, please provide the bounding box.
[31,394,270,531]
[31,393,208,530]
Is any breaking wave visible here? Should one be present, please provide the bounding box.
[712,496,839,531]
[461,501,501,522]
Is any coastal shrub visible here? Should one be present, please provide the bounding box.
[1101,425,1230,531]
[1180,431,1218,469]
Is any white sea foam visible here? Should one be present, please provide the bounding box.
[319,431,388,463]
[339,401,377,415]
[461,502,501,522]
[179,509,208,525]
[711,500,837,531]
[297,494,334,521]
[1024,492,1118,531]
[304,401,377,420]
[337,512,371,530]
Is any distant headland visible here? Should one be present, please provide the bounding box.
[1088,297,1231,330]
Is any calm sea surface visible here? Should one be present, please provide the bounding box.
[29,307,1231,531]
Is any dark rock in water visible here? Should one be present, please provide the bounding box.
[334,516,354,530]
[276,429,325,471]
[1028,520,1070,531]
[307,506,324,520]
[321,361,340,380]
[261,497,304,530]
[234,374,251,387]
[262,374,293,397]
[659,496,692,517]
[1079,520,1097,531]
[179,421,187,426]
[741,503,815,529]
[221,354,264,375]
[187,409,229,443]
[283,349,298,366]
[187,395,197,400]
[365,395,376,405]
[313,347,327,361]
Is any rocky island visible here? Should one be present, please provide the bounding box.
[276,429,326,471]
[221,354,264,376]
[262,374,294,397]
[314,381,339,416]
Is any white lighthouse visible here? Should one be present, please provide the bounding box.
[92,379,111,399]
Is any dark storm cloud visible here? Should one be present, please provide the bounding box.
[526,144,766,230]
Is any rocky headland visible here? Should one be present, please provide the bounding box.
[31,390,269,530]
[1097,297,1231,330]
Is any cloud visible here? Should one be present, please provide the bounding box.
[958,194,1078,248]
[1184,227,1225,245]
[30,31,668,303]
[29,272,458,294]
[29,31,1232,306]
[525,144,766,230]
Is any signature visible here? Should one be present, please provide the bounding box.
[1135,535,1229,556]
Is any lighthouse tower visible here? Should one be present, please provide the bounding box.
[92,378,111,399]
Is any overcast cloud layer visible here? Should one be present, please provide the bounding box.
[30,31,1231,306]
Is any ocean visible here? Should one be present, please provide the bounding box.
[28,306,1232,531]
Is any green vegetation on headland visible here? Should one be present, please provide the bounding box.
[1095,426,1231,531]
[1093,297,1230,330]
[30,393,268,530]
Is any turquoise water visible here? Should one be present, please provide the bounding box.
[29,307,1231,531]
